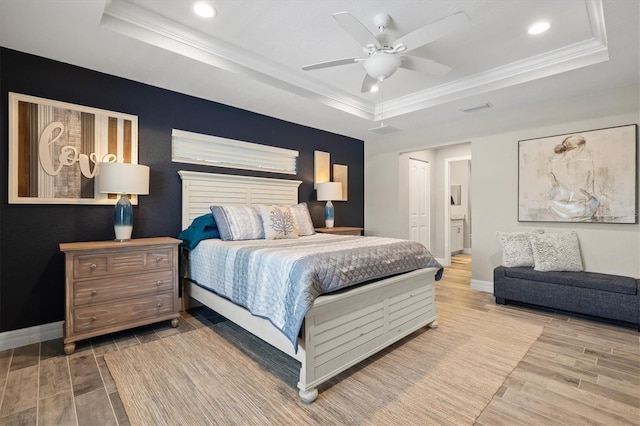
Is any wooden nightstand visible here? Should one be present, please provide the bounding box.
[315,227,364,236]
[59,237,181,354]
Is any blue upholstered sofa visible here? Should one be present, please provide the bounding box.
[494,266,640,330]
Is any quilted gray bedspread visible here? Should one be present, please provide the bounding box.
[188,234,442,350]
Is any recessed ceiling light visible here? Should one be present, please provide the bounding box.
[528,21,550,35]
[193,2,216,18]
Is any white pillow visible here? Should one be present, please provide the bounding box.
[258,205,299,240]
[529,231,584,272]
[497,230,544,267]
[289,203,315,236]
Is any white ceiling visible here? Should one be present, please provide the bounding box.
[0,0,638,141]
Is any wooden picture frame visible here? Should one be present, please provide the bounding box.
[314,150,330,189]
[333,164,348,201]
[518,124,637,223]
[8,92,139,205]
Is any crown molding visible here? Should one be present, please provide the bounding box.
[102,0,607,123]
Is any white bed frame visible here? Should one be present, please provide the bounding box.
[179,170,439,403]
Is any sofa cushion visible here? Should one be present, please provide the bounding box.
[503,267,637,295]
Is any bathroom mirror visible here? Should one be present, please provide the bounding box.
[451,185,462,205]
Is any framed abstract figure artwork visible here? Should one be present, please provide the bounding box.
[518,124,637,223]
[8,93,139,205]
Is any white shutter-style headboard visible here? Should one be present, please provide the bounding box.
[178,171,302,229]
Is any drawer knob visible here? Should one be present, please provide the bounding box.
[90,263,97,270]
[157,302,163,308]
[156,280,162,286]
[91,290,97,296]
[91,316,97,322]
[155,257,162,263]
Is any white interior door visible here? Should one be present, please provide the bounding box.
[409,158,430,248]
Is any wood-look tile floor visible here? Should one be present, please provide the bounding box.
[0,255,638,425]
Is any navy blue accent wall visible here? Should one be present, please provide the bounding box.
[0,48,364,332]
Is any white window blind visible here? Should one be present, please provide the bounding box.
[171,129,298,175]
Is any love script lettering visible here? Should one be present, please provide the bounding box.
[38,122,117,178]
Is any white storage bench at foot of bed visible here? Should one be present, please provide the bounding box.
[186,267,438,403]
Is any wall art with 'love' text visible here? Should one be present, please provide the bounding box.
[8,92,139,205]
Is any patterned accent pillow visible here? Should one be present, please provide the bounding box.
[258,205,299,240]
[289,203,315,236]
[529,231,584,272]
[210,205,264,241]
[497,230,544,267]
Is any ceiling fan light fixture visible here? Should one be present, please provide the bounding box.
[363,53,402,80]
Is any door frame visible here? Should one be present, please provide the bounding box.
[444,155,471,267]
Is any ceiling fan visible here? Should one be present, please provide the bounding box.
[302,11,469,92]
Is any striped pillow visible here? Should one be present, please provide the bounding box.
[210,205,264,241]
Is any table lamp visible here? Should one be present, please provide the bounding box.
[317,181,343,229]
[98,162,150,241]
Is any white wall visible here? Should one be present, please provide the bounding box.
[365,84,640,288]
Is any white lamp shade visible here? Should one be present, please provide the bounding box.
[317,182,342,201]
[98,162,150,195]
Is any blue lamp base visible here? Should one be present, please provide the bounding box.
[114,193,133,241]
[324,200,335,228]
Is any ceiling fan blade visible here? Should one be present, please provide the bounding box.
[333,11,381,49]
[393,11,469,53]
[301,58,360,71]
[360,74,378,93]
[401,55,451,75]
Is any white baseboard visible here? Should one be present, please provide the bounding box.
[462,248,472,254]
[0,321,63,351]
[471,279,493,293]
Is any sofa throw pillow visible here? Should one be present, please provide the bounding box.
[210,205,264,241]
[497,230,544,267]
[258,205,299,240]
[289,203,315,236]
[529,231,584,272]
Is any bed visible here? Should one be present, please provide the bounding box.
[179,170,442,403]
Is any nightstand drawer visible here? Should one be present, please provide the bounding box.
[73,270,174,306]
[74,248,173,278]
[73,293,175,333]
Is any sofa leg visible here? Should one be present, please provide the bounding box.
[495,297,506,305]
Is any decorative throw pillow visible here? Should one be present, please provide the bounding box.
[497,230,544,267]
[258,205,298,240]
[210,205,264,241]
[529,231,584,272]
[289,203,315,236]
